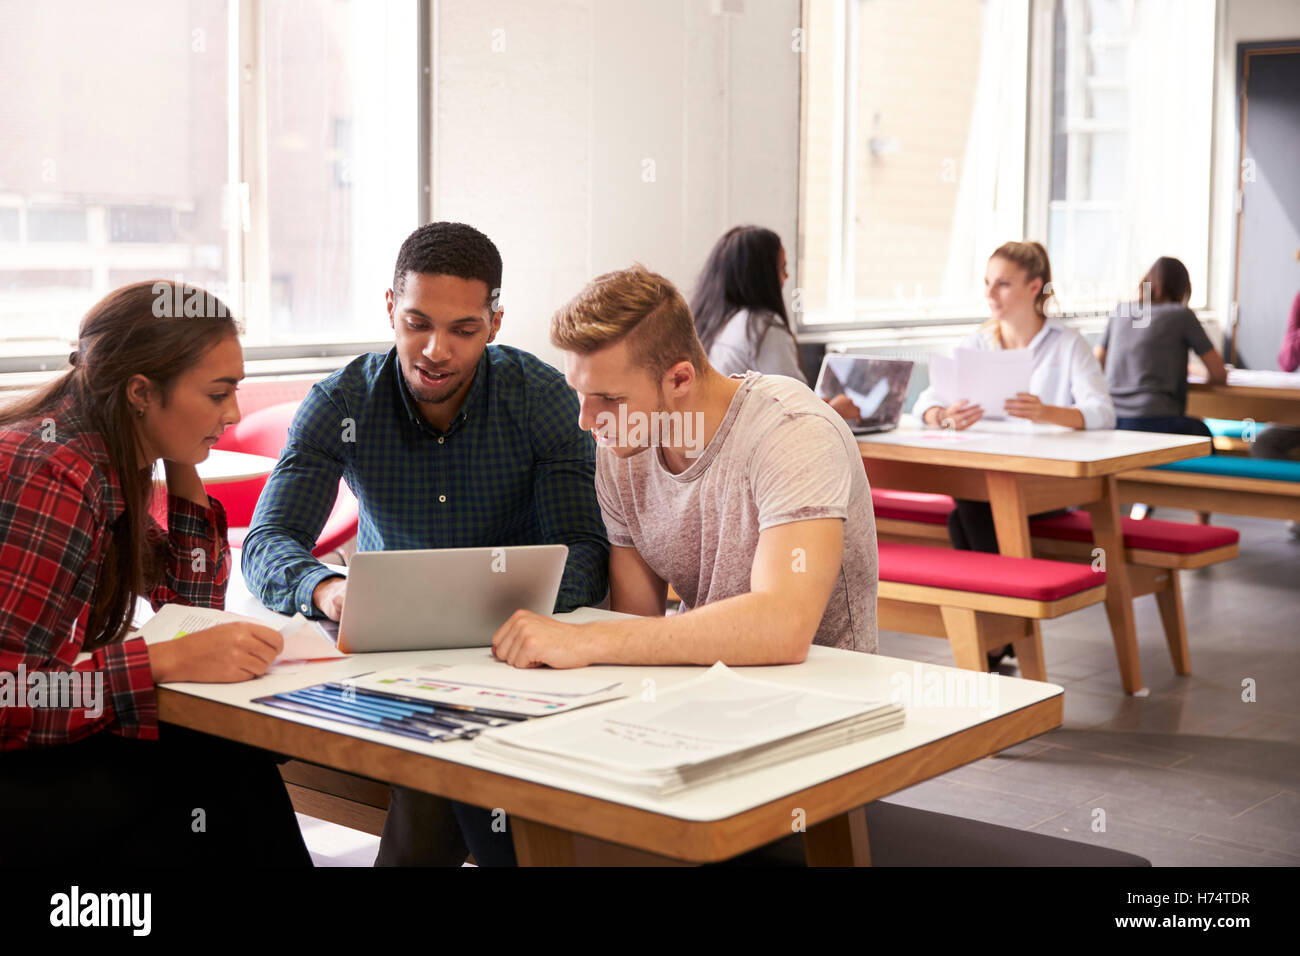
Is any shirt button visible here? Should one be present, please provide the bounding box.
[300,603,309,613]
[438,437,444,444]
[439,494,447,503]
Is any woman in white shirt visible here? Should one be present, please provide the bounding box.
[913,241,1115,668]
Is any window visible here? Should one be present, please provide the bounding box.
[799,0,1029,325]
[1047,0,1214,312]
[0,0,421,362]
[798,0,1214,327]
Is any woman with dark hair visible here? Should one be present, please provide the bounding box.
[692,225,858,418]
[692,226,799,379]
[1094,256,1228,438]
[0,281,310,866]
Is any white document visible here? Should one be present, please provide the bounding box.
[474,662,904,794]
[926,354,957,407]
[137,603,344,663]
[351,663,626,717]
[954,347,1033,419]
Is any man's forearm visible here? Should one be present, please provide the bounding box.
[573,591,814,666]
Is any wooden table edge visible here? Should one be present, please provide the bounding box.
[158,686,1063,864]
[858,439,1210,478]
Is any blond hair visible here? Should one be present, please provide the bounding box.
[982,241,1055,345]
[550,265,708,379]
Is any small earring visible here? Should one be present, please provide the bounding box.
[135,407,145,419]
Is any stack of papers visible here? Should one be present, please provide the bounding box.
[254,663,627,743]
[350,663,627,717]
[474,662,905,795]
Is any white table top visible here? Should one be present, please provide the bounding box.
[858,416,1209,476]
[151,449,279,485]
[1190,369,1300,391]
[154,552,1062,823]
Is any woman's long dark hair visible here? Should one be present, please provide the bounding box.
[690,225,790,353]
[0,281,239,650]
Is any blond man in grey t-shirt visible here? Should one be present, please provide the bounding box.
[490,264,878,668]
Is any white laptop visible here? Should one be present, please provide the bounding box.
[814,355,914,434]
[332,544,569,653]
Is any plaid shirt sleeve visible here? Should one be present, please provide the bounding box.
[529,375,610,612]
[146,494,231,611]
[240,385,348,616]
[0,451,157,749]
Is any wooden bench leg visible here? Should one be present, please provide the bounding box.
[939,606,985,672]
[1154,569,1191,675]
[804,806,871,866]
[1010,622,1047,682]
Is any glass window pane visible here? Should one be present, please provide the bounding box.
[0,0,229,356]
[260,0,418,344]
[1048,0,1213,310]
[848,0,1027,316]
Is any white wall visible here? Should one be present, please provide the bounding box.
[1208,0,1300,329]
[432,0,802,367]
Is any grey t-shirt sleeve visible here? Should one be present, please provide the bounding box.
[594,451,634,548]
[748,414,854,530]
[1181,308,1214,356]
[1101,310,1114,351]
[753,321,806,383]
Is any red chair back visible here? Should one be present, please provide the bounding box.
[210,401,301,527]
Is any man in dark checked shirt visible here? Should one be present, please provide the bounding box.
[241,222,609,865]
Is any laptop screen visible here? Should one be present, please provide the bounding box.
[814,356,914,426]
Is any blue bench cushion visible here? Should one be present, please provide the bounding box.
[1204,418,1248,439]
[1153,455,1300,482]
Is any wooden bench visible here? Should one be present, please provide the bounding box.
[871,489,1240,676]
[877,541,1107,681]
[1118,455,1300,522]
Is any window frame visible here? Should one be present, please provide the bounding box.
[0,0,433,376]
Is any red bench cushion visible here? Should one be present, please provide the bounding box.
[878,541,1105,602]
[1029,512,1239,554]
[871,489,956,525]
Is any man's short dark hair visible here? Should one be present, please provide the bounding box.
[392,222,503,305]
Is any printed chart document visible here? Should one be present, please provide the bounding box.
[350,663,626,718]
[137,604,343,663]
[474,662,905,795]
[927,348,1033,419]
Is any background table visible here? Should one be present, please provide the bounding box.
[151,448,279,485]
[859,420,1210,693]
[150,552,1063,866]
[1187,369,1300,427]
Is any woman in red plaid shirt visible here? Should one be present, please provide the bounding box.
[0,281,309,865]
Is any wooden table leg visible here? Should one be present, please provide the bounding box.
[985,473,1046,672]
[512,818,577,866]
[803,806,871,866]
[1085,475,1146,694]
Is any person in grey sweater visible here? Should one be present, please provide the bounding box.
[1095,256,1227,438]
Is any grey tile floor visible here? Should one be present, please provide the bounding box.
[298,511,1299,867]
[880,510,1300,866]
